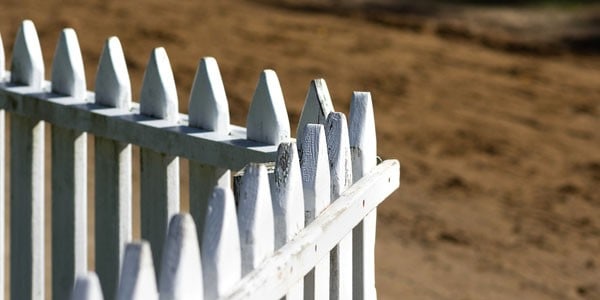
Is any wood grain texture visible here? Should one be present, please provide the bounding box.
[158,214,203,300]
[246,70,290,145]
[298,124,330,300]
[296,79,334,140]
[272,142,305,299]
[202,187,241,299]
[237,163,275,276]
[225,160,399,300]
[325,112,353,300]
[349,91,378,300]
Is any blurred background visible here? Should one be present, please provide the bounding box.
[1,0,599,299]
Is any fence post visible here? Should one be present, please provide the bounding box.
[325,112,353,300]
[0,32,5,300]
[201,187,241,299]
[246,70,290,145]
[50,28,88,300]
[158,214,203,299]
[94,36,133,300]
[116,242,158,300]
[350,92,378,300]
[237,163,275,276]
[139,47,180,277]
[9,20,45,300]
[188,57,231,244]
[272,142,304,299]
[298,124,330,300]
[296,79,334,141]
[71,273,104,300]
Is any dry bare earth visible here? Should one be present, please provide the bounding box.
[0,0,599,299]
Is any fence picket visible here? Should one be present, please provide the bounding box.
[94,36,133,300]
[50,28,88,300]
[349,92,378,300]
[0,31,4,300]
[116,242,158,300]
[10,20,44,88]
[188,57,231,244]
[71,273,104,300]
[158,214,203,300]
[246,70,290,145]
[296,79,334,141]
[0,33,4,80]
[272,142,304,300]
[139,47,180,276]
[324,112,353,300]
[201,187,241,299]
[9,20,45,300]
[237,163,275,276]
[298,124,330,300]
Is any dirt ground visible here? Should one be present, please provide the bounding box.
[1,0,599,299]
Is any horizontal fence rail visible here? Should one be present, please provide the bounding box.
[0,20,400,300]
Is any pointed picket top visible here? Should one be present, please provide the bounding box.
[51,28,86,99]
[71,272,104,300]
[298,124,331,223]
[272,142,305,250]
[0,33,5,81]
[95,37,132,109]
[246,70,291,145]
[349,92,377,181]
[325,112,353,200]
[116,242,158,300]
[140,47,178,122]
[296,78,335,140]
[202,187,241,299]
[237,163,275,276]
[10,20,44,88]
[188,57,230,134]
[158,214,203,300]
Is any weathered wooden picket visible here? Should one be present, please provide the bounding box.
[0,20,399,300]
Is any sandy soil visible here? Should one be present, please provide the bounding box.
[1,0,599,299]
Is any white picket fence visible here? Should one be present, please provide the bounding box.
[0,20,399,300]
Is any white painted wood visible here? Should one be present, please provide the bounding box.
[349,91,378,300]
[188,57,230,134]
[246,70,290,145]
[0,33,5,80]
[50,28,88,300]
[94,36,133,300]
[0,87,279,170]
[189,162,229,246]
[10,114,45,300]
[224,159,400,300]
[139,47,181,277]
[10,20,44,88]
[272,142,304,300]
[51,28,86,99]
[237,163,275,276]
[324,112,353,300]
[202,187,241,299]
[298,124,330,300]
[117,242,158,300]
[140,47,178,122]
[71,273,104,300]
[95,37,132,109]
[296,79,334,140]
[159,214,203,300]
[0,109,4,300]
